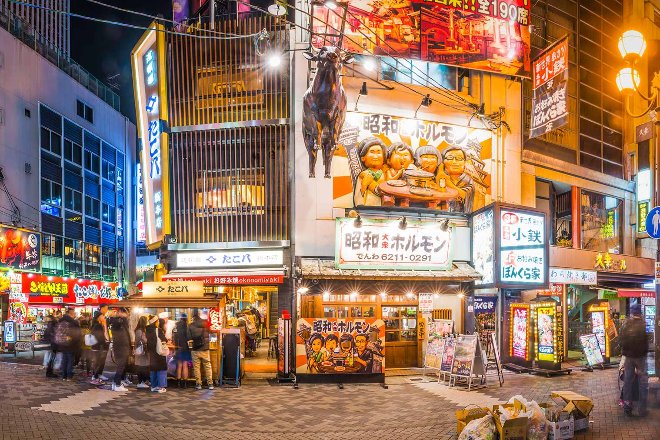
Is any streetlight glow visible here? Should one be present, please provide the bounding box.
[267,53,282,68]
[618,30,646,61]
[616,67,640,95]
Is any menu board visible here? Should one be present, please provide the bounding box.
[591,311,607,357]
[440,337,456,373]
[451,335,478,377]
[579,334,604,367]
[295,318,385,374]
[510,304,530,360]
[536,305,556,363]
[425,321,447,369]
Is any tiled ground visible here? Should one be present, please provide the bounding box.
[0,360,658,439]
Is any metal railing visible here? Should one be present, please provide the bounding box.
[0,4,120,111]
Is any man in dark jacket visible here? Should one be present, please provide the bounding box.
[187,310,214,390]
[620,304,649,416]
[107,307,132,391]
[57,307,82,381]
[90,305,110,385]
[44,314,59,378]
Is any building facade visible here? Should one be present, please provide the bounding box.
[0,4,135,327]
[1,0,70,55]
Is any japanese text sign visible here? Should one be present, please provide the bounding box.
[295,318,385,375]
[530,36,569,139]
[3,321,16,344]
[335,218,452,270]
[209,307,223,331]
[0,225,41,272]
[549,268,597,285]
[419,293,434,314]
[473,296,497,314]
[510,303,530,360]
[131,22,171,248]
[175,249,284,269]
[499,208,546,286]
[21,274,121,304]
[472,207,494,285]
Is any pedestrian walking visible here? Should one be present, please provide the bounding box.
[79,314,93,377]
[133,315,150,389]
[146,315,168,393]
[174,313,191,388]
[620,304,649,416]
[44,314,59,378]
[55,307,82,381]
[187,310,214,390]
[107,307,132,391]
[90,305,110,385]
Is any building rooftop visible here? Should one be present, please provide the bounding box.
[0,4,120,112]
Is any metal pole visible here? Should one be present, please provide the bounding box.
[210,0,215,30]
[655,117,660,376]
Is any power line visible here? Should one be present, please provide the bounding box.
[80,0,246,38]
[7,0,257,40]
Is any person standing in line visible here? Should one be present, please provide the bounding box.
[44,314,59,378]
[620,304,649,416]
[90,305,110,385]
[146,315,168,393]
[79,313,93,377]
[174,313,191,388]
[187,310,214,390]
[57,307,81,381]
[133,315,150,389]
[107,307,132,391]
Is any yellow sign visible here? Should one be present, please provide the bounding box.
[594,252,626,272]
[142,281,205,298]
[29,281,68,296]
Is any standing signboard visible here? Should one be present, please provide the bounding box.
[424,321,445,372]
[579,334,604,368]
[510,303,531,363]
[535,302,561,368]
[440,337,456,375]
[530,36,569,138]
[3,320,16,344]
[589,305,610,359]
[449,334,485,390]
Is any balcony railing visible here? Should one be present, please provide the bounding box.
[0,4,120,111]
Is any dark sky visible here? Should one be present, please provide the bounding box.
[70,0,171,124]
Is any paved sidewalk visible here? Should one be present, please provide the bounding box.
[0,361,658,439]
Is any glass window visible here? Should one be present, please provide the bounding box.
[42,235,63,257]
[102,160,115,182]
[41,179,62,216]
[581,190,623,254]
[64,140,82,165]
[84,243,101,278]
[195,169,266,216]
[102,203,116,224]
[84,151,100,174]
[85,196,100,218]
[64,188,82,212]
[63,238,83,277]
[40,127,61,156]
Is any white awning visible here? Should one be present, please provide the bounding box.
[300,258,481,281]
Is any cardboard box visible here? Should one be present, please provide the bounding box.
[547,415,575,440]
[455,406,491,436]
[492,403,529,440]
[550,391,593,432]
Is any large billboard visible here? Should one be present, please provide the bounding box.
[332,111,492,213]
[0,225,41,272]
[131,22,171,249]
[311,0,531,77]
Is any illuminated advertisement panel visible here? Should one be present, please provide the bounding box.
[131,22,171,248]
[509,303,530,361]
[589,305,609,357]
[535,304,556,363]
[311,1,531,77]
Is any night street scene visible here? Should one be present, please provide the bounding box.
[1,0,660,439]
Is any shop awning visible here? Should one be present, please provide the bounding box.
[299,258,482,281]
[617,289,655,298]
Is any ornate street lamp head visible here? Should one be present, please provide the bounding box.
[618,30,647,62]
[616,67,640,95]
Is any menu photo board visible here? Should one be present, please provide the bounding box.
[451,334,478,377]
[579,334,604,367]
[510,303,530,361]
[295,318,385,375]
[589,305,609,358]
[535,303,558,364]
[425,320,450,369]
[440,336,456,373]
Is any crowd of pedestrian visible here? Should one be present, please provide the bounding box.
[41,306,214,393]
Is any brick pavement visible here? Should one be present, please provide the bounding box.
[0,361,658,439]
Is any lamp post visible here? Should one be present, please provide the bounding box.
[615,29,660,373]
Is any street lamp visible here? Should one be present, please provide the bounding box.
[616,29,660,375]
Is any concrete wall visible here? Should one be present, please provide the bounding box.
[0,27,136,283]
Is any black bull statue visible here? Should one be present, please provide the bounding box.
[302,46,353,178]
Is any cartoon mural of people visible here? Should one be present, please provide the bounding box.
[353,333,374,373]
[324,333,339,361]
[338,333,355,368]
[436,146,475,212]
[307,333,325,373]
[384,142,415,181]
[413,145,441,175]
[353,137,387,207]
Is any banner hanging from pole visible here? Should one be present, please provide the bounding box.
[530,36,569,138]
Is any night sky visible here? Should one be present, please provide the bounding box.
[70,0,171,124]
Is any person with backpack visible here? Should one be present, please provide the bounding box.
[56,307,82,381]
[187,310,214,390]
[620,304,649,416]
[107,307,132,391]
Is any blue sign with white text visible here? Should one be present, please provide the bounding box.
[645,207,660,239]
[473,296,497,314]
[3,321,16,344]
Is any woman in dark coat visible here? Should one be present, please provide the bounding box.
[146,315,168,393]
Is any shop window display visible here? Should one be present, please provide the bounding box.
[580,190,623,254]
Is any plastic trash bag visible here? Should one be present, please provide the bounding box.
[507,395,548,440]
[458,414,497,440]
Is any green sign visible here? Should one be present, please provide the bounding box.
[597,289,618,300]
[638,201,649,233]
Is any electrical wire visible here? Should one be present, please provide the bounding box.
[234,0,477,115]
[6,0,257,40]
[80,0,248,38]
